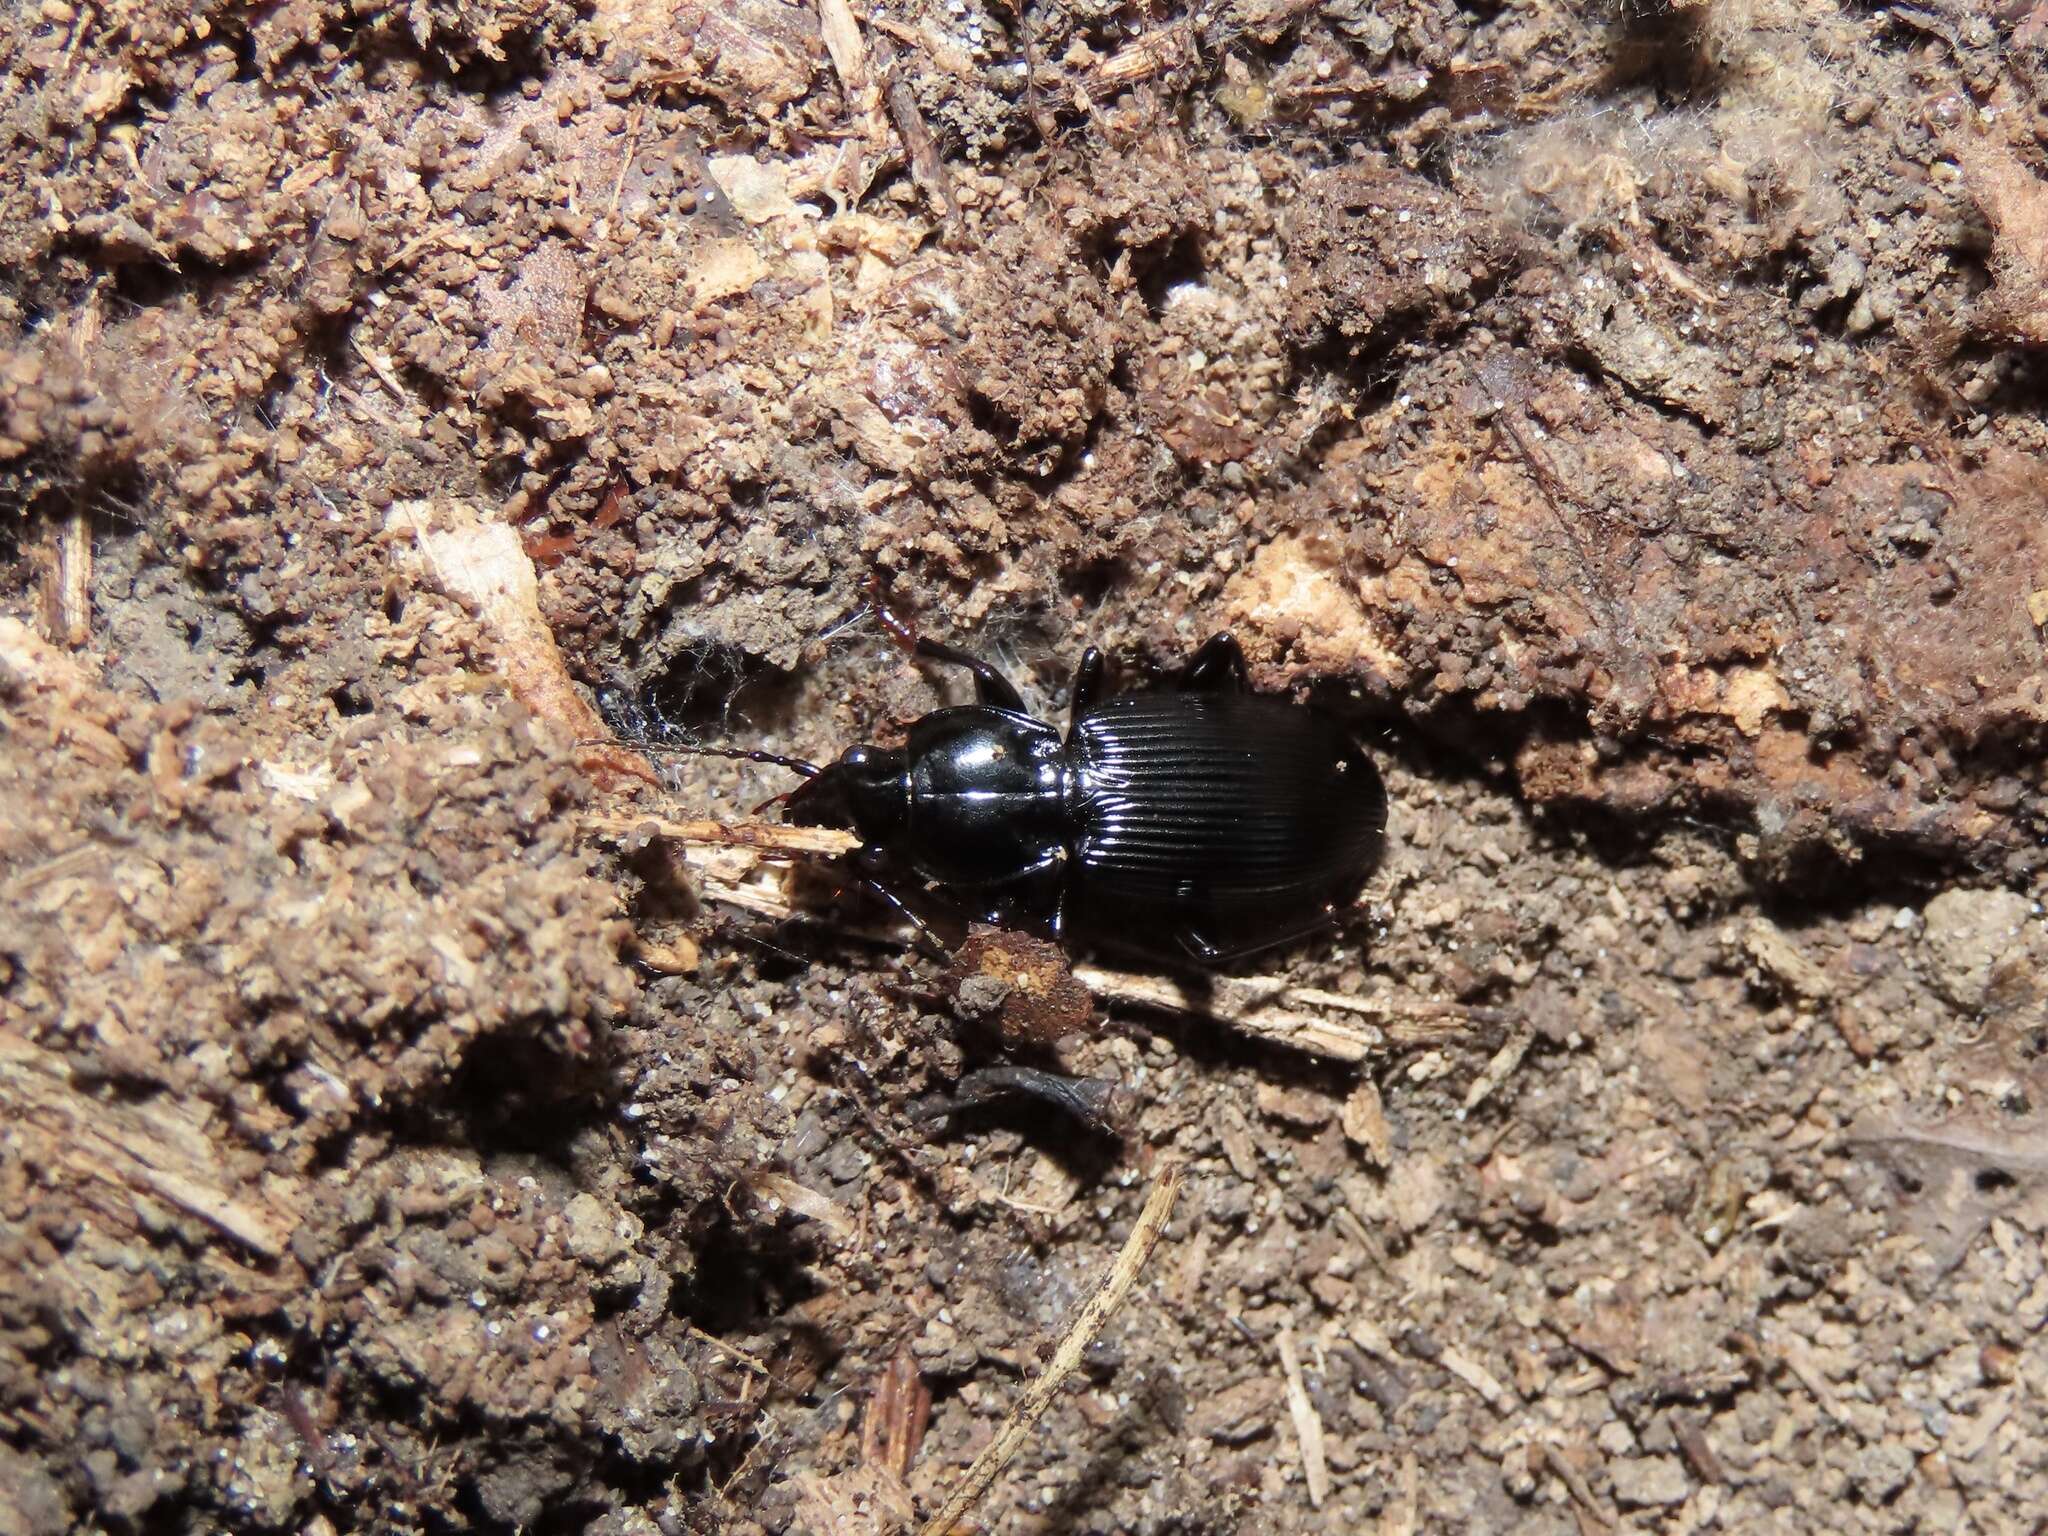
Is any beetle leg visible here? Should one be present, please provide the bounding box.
[856,875,949,961]
[868,581,1030,712]
[910,638,1029,713]
[1177,903,1340,966]
[1065,647,1105,737]
[911,1067,1127,1138]
[1178,632,1251,693]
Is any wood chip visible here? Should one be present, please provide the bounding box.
[1276,1327,1330,1509]
[1086,21,1194,98]
[627,929,700,975]
[1168,1225,1212,1310]
[0,614,99,692]
[40,506,91,647]
[1670,1411,1724,1484]
[1462,1025,1532,1111]
[1832,1001,1877,1059]
[815,0,890,204]
[389,499,653,787]
[873,34,956,221]
[743,1170,856,1241]
[1380,1451,1418,1536]
[1743,918,1834,1002]
[1257,1082,1334,1128]
[1348,1316,1400,1361]
[860,1344,932,1480]
[1948,1386,2013,1461]
[0,1032,295,1260]
[1217,1104,1261,1181]
[1341,1078,1394,1165]
[793,1465,914,1536]
[1440,1342,1515,1413]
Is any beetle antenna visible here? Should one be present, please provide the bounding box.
[652,740,824,778]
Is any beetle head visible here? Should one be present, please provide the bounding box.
[784,745,910,842]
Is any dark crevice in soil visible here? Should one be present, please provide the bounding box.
[1133,229,1209,316]
[670,1218,821,1339]
[1358,692,2028,912]
[611,640,789,740]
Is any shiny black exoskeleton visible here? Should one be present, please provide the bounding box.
[762,630,1388,966]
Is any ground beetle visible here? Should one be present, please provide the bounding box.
[613,625,1388,967]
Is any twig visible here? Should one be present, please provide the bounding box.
[605,105,643,223]
[918,1164,1184,1536]
[1541,1442,1612,1530]
[582,812,859,861]
[1073,964,1498,1062]
[684,1325,783,1386]
[1761,1327,1866,1438]
[350,333,410,406]
[715,1410,779,1504]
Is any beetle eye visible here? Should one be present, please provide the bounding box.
[845,747,871,769]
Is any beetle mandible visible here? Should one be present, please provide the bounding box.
[620,625,1388,967]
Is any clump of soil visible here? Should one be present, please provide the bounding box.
[3,0,2047,1532]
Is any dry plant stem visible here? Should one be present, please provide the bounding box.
[995,0,1059,142]
[582,811,860,860]
[683,1325,780,1383]
[1542,1442,1612,1529]
[1072,964,1495,1062]
[918,1164,1185,1536]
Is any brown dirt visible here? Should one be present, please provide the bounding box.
[3,0,2048,1532]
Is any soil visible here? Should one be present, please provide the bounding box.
[3,1,2048,1533]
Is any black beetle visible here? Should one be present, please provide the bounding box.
[611,628,1387,966]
